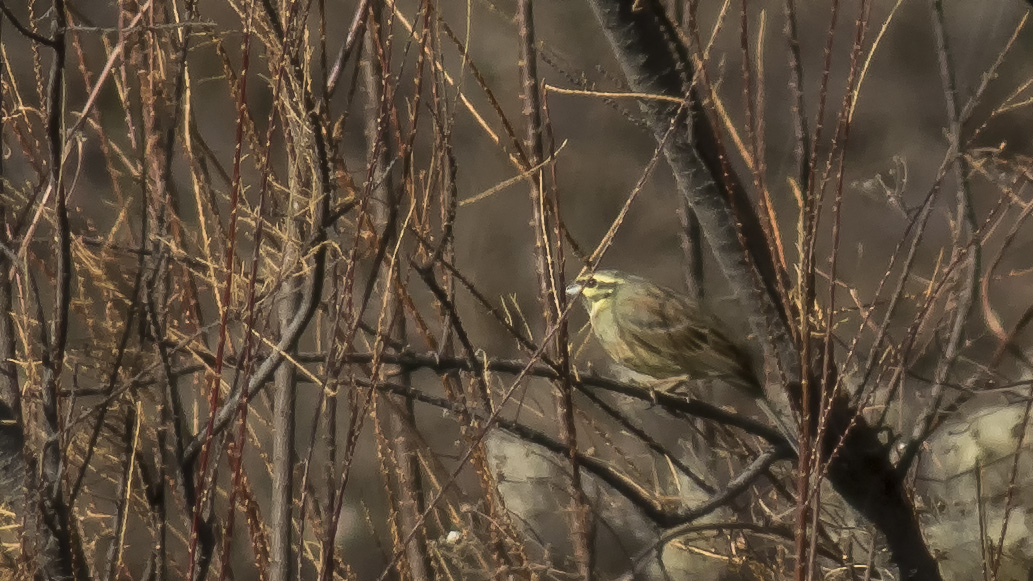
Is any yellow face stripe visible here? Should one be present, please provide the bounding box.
[571,270,624,304]
[576,271,622,286]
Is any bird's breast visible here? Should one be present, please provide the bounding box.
[591,304,665,378]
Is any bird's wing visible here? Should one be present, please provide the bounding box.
[612,286,710,362]
[613,285,758,390]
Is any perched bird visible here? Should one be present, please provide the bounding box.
[566,269,797,451]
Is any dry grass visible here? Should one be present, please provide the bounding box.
[0,0,1032,579]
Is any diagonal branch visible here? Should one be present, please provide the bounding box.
[582,1,942,579]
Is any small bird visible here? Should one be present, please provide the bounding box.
[566,269,797,450]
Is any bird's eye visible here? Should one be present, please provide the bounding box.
[584,278,597,289]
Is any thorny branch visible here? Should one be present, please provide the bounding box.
[0,1,1030,580]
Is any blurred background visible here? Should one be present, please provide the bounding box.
[2,0,1033,579]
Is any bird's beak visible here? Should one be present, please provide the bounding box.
[565,282,582,300]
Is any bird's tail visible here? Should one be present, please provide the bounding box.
[756,399,800,456]
[720,371,801,456]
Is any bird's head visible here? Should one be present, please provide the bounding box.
[565,270,628,311]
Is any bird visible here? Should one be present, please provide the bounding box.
[565,269,797,452]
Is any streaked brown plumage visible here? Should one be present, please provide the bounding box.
[567,269,798,452]
[566,270,761,396]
